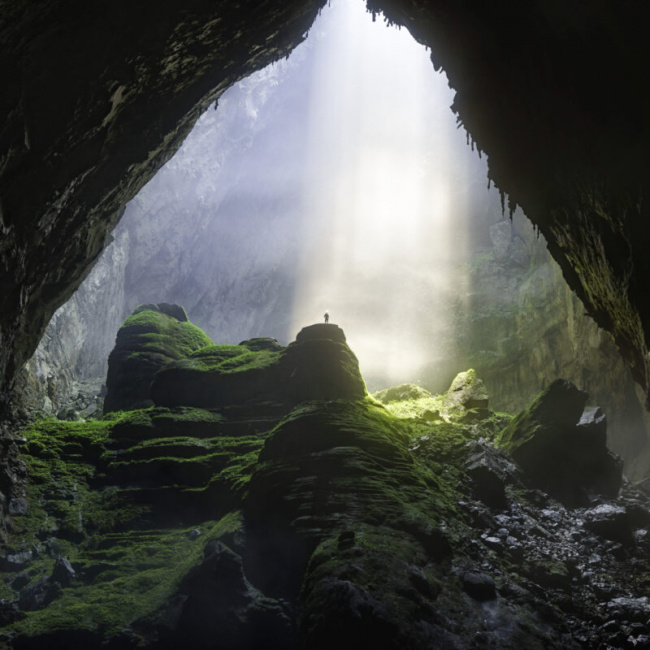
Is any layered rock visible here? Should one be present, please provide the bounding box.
[3,324,650,649]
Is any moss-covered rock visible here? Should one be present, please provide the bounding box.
[151,324,366,409]
[371,383,432,404]
[496,379,623,505]
[3,322,644,649]
[104,304,213,413]
[443,369,489,410]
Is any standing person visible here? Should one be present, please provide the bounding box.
[324,312,329,324]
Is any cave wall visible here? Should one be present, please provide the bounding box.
[1,0,649,416]
[448,209,650,481]
[0,0,326,405]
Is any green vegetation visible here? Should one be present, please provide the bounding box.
[2,404,266,641]
[105,308,215,412]
[5,515,242,637]
[185,344,282,374]
[119,308,213,361]
[5,314,524,648]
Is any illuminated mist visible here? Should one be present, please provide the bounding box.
[290,0,473,386]
[112,0,497,391]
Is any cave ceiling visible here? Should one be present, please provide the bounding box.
[0,0,649,407]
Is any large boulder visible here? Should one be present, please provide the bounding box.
[443,369,489,411]
[104,304,212,413]
[497,379,623,505]
[151,324,366,409]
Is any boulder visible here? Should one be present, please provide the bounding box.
[170,541,292,650]
[461,571,496,601]
[464,441,522,510]
[497,379,623,506]
[104,304,212,413]
[443,369,489,411]
[51,555,76,586]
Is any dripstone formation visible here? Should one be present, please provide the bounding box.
[2,308,649,649]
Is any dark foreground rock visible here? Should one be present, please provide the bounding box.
[497,379,623,505]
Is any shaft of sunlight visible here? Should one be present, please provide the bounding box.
[291,0,470,389]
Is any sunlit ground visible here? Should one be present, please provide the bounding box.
[290,0,471,387]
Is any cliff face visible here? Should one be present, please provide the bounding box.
[0,0,649,418]
[10,229,129,419]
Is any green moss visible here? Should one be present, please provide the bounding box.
[13,418,145,547]
[185,345,282,374]
[378,393,445,419]
[120,309,213,361]
[6,514,242,638]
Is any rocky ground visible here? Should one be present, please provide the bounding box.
[0,305,649,649]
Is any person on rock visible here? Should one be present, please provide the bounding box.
[324,312,329,324]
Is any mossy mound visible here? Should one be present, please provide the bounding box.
[1,403,275,645]
[372,383,432,404]
[374,371,499,426]
[104,304,213,413]
[4,312,637,649]
[243,398,458,644]
[151,325,366,409]
[1,371,639,649]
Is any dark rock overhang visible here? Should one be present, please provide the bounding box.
[1,0,649,406]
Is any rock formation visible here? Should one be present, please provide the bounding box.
[1,322,649,648]
[104,304,213,413]
[497,379,623,506]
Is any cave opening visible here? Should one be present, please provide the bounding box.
[5,2,650,645]
[16,0,650,479]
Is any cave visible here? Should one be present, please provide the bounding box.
[1,0,650,648]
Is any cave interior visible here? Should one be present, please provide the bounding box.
[1,0,650,647]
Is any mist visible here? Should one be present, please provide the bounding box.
[111,0,501,390]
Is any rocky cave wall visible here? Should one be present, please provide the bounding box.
[1,3,649,427]
[0,0,326,406]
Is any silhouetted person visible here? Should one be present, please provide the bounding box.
[324,312,329,324]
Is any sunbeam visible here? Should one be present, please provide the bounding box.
[291,0,473,388]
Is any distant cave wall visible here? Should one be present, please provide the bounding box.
[444,208,650,481]
[10,228,130,418]
[1,0,649,417]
